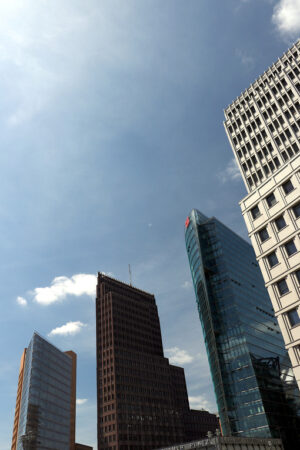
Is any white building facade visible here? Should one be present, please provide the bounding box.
[224,40,300,388]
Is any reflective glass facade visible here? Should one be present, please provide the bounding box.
[185,210,300,448]
[16,333,73,450]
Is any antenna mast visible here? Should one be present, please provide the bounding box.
[128,264,132,286]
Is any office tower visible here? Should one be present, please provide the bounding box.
[96,273,219,450]
[223,40,300,389]
[11,349,27,450]
[184,209,300,448]
[11,333,91,450]
[11,333,76,450]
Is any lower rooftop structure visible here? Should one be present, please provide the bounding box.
[156,435,283,450]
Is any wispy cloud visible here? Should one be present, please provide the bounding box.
[16,296,27,306]
[165,347,194,365]
[218,158,242,183]
[32,273,97,305]
[48,321,87,337]
[188,394,215,412]
[236,49,255,69]
[272,0,300,37]
[76,398,88,405]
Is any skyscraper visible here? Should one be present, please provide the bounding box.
[96,273,219,450]
[223,40,300,388]
[185,209,300,448]
[12,332,76,450]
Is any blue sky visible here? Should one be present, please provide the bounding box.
[0,0,299,448]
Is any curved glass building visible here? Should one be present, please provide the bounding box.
[184,209,300,448]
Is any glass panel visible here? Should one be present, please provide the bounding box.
[267,252,279,268]
[275,215,286,231]
[285,240,297,256]
[277,279,289,295]
[287,308,300,327]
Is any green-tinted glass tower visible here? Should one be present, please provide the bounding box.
[184,209,300,449]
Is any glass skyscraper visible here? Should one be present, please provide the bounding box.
[184,209,300,448]
[14,333,76,450]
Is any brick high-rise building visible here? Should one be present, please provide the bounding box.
[223,40,300,389]
[96,273,219,450]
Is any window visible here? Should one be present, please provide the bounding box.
[266,193,276,208]
[267,252,279,268]
[287,308,300,327]
[275,215,286,231]
[285,129,292,139]
[285,240,297,256]
[292,202,300,218]
[277,278,289,295]
[295,270,300,284]
[282,179,294,195]
[251,205,260,219]
[274,157,280,168]
[258,227,269,242]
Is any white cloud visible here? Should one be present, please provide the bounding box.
[16,296,27,306]
[272,0,300,36]
[32,273,97,305]
[76,398,88,405]
[181,280,192,289]
[48,321,86,337]
[218,158,242,183]
[188,395,214,412]
[165,347,194,365]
